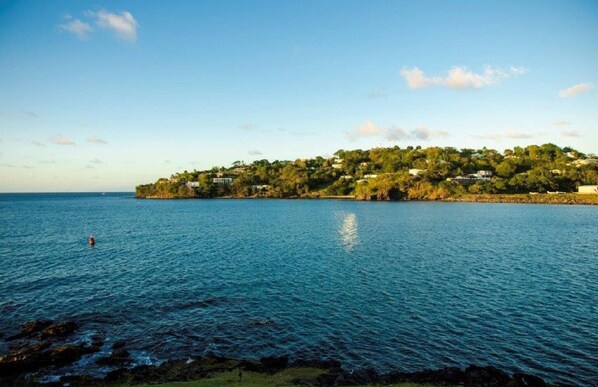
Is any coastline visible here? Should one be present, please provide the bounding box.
[137,193,598,205]
[0,319,555,386]
[0,319,554,386]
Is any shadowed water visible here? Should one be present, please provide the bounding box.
[0,193,597,385]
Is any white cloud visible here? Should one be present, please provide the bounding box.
[87,135,107,144]
[89,158,103,164]
[346,122,448,142]
[59,18,93,39]
[239,124,255,130]
[248,150,263,155]
[91,10,138,42]
[559,83,593,98]
[400,65,527,90]
[553,120,571,127]
[561,130,581,138]
[411,125,449,140]
[385,127,408,141]
[50,135,75,145]
[353,121,384,137]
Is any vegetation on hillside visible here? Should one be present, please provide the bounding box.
[135,144,598,201]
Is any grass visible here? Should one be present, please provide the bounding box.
[134,367,327,387]
[133,367,457,387]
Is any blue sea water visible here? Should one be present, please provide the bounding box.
[0,193,597,385]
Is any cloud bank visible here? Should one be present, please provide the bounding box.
[346,121,448,142]
[400,65,527,90]
[559,83,593,98]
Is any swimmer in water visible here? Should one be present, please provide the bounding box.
[89,235,95,246]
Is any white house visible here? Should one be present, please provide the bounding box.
[213,177,234,185]
[409,168,424,176]
[186,181,200,188]
[364,174,378,179]
[578,185,598,194]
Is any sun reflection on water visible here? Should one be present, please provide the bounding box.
[338,212,358,252]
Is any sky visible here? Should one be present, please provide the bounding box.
[0,0,597,192]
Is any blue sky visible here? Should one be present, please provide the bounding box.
[1,0,597,192]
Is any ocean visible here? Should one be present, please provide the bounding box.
[0,193,596,385]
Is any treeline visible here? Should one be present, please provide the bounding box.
[135,144,598,200]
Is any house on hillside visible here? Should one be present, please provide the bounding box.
[213,177,234,185]
[252,184,271,190]
[409,169,424,176]
[476,170,492,181]
[578,185,598,194]
[186,181,200,188]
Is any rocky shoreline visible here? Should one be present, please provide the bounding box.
[139,193,598,205]
[1,319,555,386]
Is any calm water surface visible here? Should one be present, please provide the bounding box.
[0,193,597,385]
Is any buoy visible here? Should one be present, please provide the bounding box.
[89,235,95,246]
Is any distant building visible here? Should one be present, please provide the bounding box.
[213,177,233,185]
[332,163,343,169]
[186,181,200,188]
[340,175,353,179]
[578,185,598,194]
[252,184,271,190]
[550,169,562,175]
[409,168,424,176]
[475,170,492,181]
[364,174,378,179]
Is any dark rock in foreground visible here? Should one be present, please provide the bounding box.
[0,319,98,378]
[1,319,555,386]
[96,348,132,367]
[111,339,126,350]
[6,320,53,341]
[6,321,78,342]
